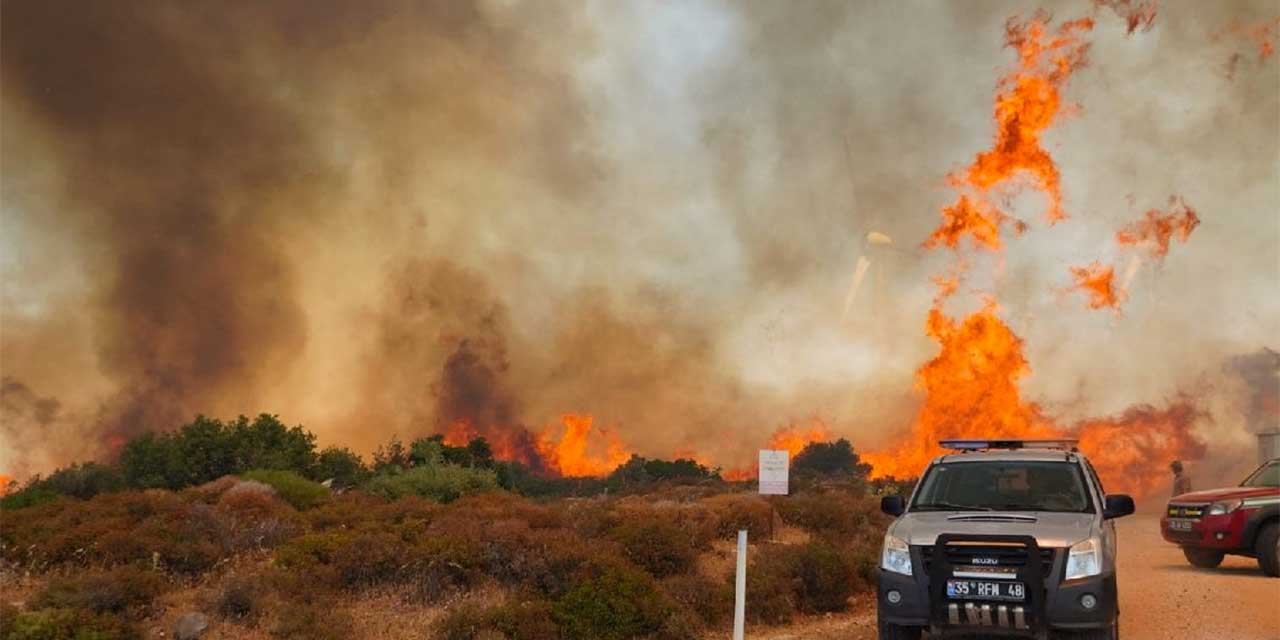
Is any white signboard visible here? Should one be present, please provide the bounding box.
[758,449,789,495]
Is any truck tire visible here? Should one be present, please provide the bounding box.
[877,620,923,640]
[1182,547,1224,568]
[1061,622,1119,640]
[1255,522,1279,577]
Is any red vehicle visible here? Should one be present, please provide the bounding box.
[1161,458,1280,576]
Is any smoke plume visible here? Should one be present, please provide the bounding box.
[2,0,1277,485]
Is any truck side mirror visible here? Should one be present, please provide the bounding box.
[881,495,906,517]
[1103,494,1135,519]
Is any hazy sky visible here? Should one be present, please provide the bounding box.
[2,0,1277,479]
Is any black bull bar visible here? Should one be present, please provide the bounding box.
[927,533,1048,636]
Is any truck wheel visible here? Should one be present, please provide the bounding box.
[1182,547,1224,568]
[1062,622,1118,640]
[1255,522,1279,577]
[877,620,923,640]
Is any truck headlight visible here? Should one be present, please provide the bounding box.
[880,534,912,576]
[1206,499,1242,516]
[1064,537,1101,581]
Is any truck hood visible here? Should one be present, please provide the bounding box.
[891,511,1094,548]
[1171,486,1279,503]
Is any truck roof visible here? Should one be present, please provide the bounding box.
[937,448,1084,464]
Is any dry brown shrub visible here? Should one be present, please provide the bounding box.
[701,493,773,540]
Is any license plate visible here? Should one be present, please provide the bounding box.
[946,579,1026,602]
[1168,519,1194,531]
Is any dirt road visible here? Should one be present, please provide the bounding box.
[1113,514,1279,640]
[730,515,1279,640]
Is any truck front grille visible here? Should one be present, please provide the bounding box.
[920,544,1057,578]
[1167,503,1206,519]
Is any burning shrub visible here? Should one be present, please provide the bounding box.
[551,564,684,640]
[363,464,499,503]
[242,469,330,510]
[609,518,698,578]
[31,566,167,617]
[0,606,140,640]
[434,598,560,640]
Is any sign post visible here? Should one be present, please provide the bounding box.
[733,529,747,640]
[758,449,789,495]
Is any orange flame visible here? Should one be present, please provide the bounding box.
[0,474,11,496]
[1069,262,1125,310]
[537,414,632,478]
[869,13,1204,498]
[929,14,1093,252]
[721,420,835,481]
[864,302,1057,478]
[1115,197,1200,258]
[1217,17,1280,62]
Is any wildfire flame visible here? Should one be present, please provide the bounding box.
[721,420,835,481]
[1218,17,1280,62]
[0,474,10,496]
[538,414,632,478]
[1115,197,1201,258]
[1069,262,1125,310]
[868,12,1205,498]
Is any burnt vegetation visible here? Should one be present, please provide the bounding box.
[0,414,887,639]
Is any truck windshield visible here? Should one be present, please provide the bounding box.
[1241,461,1279,488]
[912,460,1092,513]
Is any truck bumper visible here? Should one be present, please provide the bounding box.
[1160,512,1248,550]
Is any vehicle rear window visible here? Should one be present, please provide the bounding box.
[911,460,1093,513]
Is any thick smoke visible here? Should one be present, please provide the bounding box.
[1228,348,1280,434]
[2,0,1277,478]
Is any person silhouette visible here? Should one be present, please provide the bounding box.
[1170,460,1192,497]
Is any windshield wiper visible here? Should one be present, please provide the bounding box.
[914,502,994,512]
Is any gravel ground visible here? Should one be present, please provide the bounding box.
[723,514,1280,640]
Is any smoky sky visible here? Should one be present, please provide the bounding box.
[2,0,1277,479]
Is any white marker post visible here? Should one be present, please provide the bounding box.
[733,529,747,640]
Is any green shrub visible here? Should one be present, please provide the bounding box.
[312,447,369,488]
[552,565,679,640]
[609,519,697,578]
[0,486,61,510]
[242,469,329,510]
[363,464,499,503]
[792,439,871,479]
[0,607,140,640]
[31,566,167,617]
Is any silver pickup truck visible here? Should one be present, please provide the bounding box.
[876,439,1135,640]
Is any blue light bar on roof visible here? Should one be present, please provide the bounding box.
[939,439,1079,451]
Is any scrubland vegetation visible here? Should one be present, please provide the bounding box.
[0,415,901,640]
